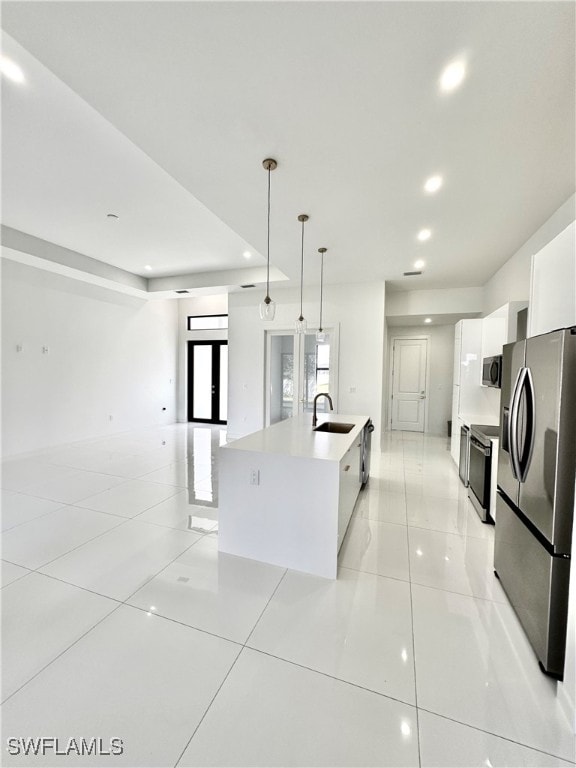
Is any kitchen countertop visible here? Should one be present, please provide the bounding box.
[460,413,500,428]
[223,412,370,462]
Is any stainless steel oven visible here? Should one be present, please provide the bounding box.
[469,424,499,522]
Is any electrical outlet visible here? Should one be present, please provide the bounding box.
[16,344,23,353]
[42,346,49,354]
[249,469,260,486]
[349,386,356,393]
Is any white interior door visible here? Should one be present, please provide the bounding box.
[391,337,428,432]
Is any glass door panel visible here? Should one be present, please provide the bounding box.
[192,345,212,420]
[187,341,227,424]
[266,329,337,424]
[269,334,296,423]
[219,345,228,422]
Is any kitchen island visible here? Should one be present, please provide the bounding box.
[218,413,370,579]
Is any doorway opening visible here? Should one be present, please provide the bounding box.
[187,341,228,424]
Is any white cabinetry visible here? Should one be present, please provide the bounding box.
[457,319,483,415]
[337,437,362,549]
[450,319,499,465]
[529,221,575,337]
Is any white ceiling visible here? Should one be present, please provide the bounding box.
[1,33,266,280]
[1,1,574,292]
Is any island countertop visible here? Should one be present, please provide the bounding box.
[222,412,370,462]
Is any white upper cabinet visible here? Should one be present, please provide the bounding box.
[529,221,576,337]
[482,315,507,358]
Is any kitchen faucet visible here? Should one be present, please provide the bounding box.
[312,393,334,427]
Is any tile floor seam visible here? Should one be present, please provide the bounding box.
[0,482,130,507]
[119,533,208,606]
[0,568,34,590]
[23,515,131,571]
[124,516,217,535]
[408,578,509,605]
[76,484,183,516]
[3,476,185,509]
[1,508,66,534]
[125,491,203,522]
[0,601,123,707]
[415,705,576,764]
[172,646,244,768]
[404,489,422,768]
[241,644,419,711]
[334,562,411,585]
[242,567,288,647]
[12,567,127,605]
[122,601,245,648]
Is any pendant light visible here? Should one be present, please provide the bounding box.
[259,158,277,320]
[295,214,309,334]
[316,247,327,342]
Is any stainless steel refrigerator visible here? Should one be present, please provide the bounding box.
[495,326,576,679]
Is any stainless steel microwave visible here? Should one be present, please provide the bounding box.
[482,355,502,388]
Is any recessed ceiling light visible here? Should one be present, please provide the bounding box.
[440,59,466,92]
[425,318,432,324]
[243,251,252,260]
[0,56,25,84]
[144,265,152,271]
[424,175,443,193]
[414,259,426,270]
[106,213,119,220]
[417,229,432,242]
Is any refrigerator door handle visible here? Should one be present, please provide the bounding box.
[509,366,525,481]
[518,366,536,482]
[502,407,510,454]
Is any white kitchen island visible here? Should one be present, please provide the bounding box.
[218,413,370,579]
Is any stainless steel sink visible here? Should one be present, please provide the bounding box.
[313,422,355,434]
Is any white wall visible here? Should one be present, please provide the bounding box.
[1,258,178,457]
[386,325,455,436]
[176,294,228,422]
[483,193,575,315]
[227,282,386,446]
[386,287,484,318]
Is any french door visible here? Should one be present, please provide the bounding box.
[187,341,228,424]
[265,329,338,425]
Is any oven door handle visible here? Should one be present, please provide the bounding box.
[470,436,490,456]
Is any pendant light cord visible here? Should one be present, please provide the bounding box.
[266,166,271,300]
[299,218,305,319]
[319,251,324,331]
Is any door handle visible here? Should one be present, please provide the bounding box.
[518,367,535,482]
[509,367,525,481]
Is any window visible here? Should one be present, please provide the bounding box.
[187,314,228,331]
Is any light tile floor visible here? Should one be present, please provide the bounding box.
[1,425,574,767]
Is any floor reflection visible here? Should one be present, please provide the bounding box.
[185,423,227,511]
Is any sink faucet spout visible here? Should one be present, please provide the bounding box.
[312,393,334,427]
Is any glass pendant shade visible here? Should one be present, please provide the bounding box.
[295,316,307,334]
[316,330,326,343]
[259,296,276,321]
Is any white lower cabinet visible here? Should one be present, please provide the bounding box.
[337,438,362,549]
